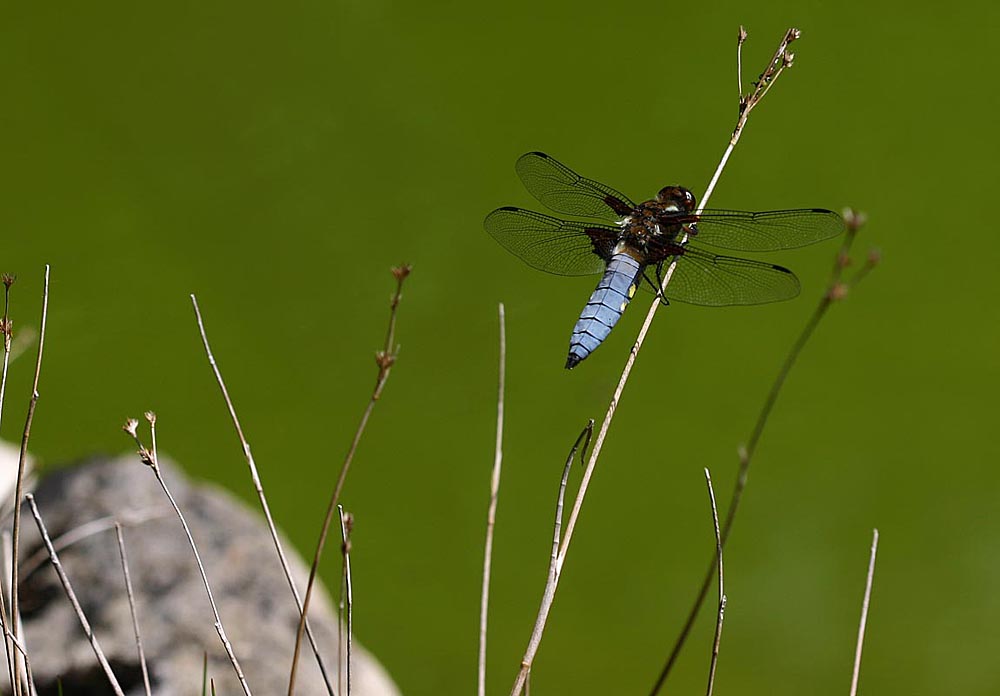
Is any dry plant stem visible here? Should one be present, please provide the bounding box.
[337,563,347,691]
[0,625,35,696]
[4,531,36,696]
[288,266,410,696]
[338,507,353,696]
[114,522,152,696]
[649,217,871,696]
[125,418,253,696]
[10,265,49,696]
[0,587,13,696]
[510,420,593,696]
[190,295,335,696]
[510,30,799,696]
[0,275,13,449]
[736,26,747,95]
[19,508,168,581]
[0,278,16,695]
[561,25,798,578]
[25,494,125,696]
[338,557,346,695]
[150,464,252,694]
[703,469,725,696]
[0,531,18,696]
[479,302,506,696]
[0,627,29,667]
[850,529,879,696]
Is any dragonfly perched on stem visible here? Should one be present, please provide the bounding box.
[485,152,844,368]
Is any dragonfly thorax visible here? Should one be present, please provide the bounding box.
[621,198,691,262]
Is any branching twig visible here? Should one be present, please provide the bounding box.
[114,522,152,696]
[26,494,125,696]
[479,303,506,696]
[509,30,801,696]
[191,294,336,695]
[703,469,725,696]
[849,529,879,696]
[649,209,876,694]
[123,414,253,696]
[11,265,48,696]
[338,508,353,696]
[288,265,411,696]
[510,420,593,696]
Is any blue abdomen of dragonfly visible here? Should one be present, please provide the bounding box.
[566,253,644,369]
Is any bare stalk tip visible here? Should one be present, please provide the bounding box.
[843,208,868,232]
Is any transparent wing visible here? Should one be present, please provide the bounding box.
[484,207,618,276]
[688,208,844,251]
[654,246,801,306]
[515,152,636,222]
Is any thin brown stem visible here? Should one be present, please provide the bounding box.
[479,302,506,696]
[0,531,21,696]
[849,529,879,696]
[703,469,725,696]
[10,265,48,696]
[0,274,14,453]
[26,494,125,696]
[510,30,800,696]
[739,28,800,128]
[648,213,873,694]
[510,420,593,696]
[114,522,152,696]
[0,568,14,696]
[338,508,353,696]
[736,26,747,97]
[123,416,253,696]
[338,563,345,696]
[190,294,336,695]
[0,274,17,696]
[0,605,34,696]
[288,265,411,696]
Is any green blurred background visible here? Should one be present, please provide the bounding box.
[2,0,998,693]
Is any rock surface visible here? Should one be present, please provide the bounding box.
[7,451,400,696]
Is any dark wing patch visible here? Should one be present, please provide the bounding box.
[515,152,636,222]
[484,207,617,276]
[660,247,801,306]
[690,209,844,252]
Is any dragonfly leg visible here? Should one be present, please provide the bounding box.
[645,266,670,306]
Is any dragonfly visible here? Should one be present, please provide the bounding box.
[485,152,844,369]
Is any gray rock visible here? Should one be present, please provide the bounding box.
[8,452,399,696]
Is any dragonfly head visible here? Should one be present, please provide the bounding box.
[656,186,697,213]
